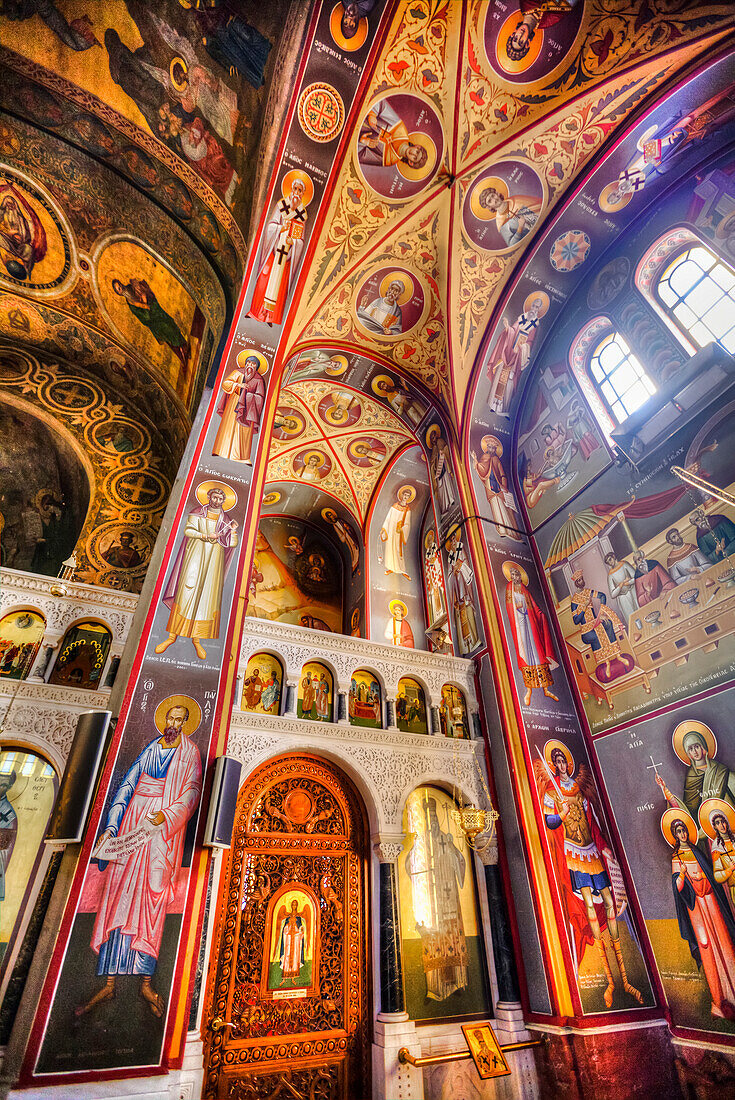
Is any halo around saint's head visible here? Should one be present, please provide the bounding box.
[301,449,326,468]
[195,480,238,511]
[672,720,717,766]
[544,738,574,775]
[426,423,443,448]
[397,483,416,502]
[324,353,348,376]
[523,291,550,318]
[389,599,408,617]
[154,694,202,738]
[599,180,634,213]
[470,176,509,221]
[262,489,281,506]
[281,168,315,207]
[494,10,544,75]
[661,806,697,848]
[502,560,528,585]
[321,505,338,522]
[379,271,414,305]
[424,527,437,549]
[481,433,502,455]
[699,797,735,841]
[170,56,188,91]
[396,132,437,182]
[445,522,462,546]
[236,348,269,374]
[329,2,369,51]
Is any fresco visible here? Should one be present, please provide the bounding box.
[369,446,430,648]
[0,399,88,575]
[0,749,57,966]
[396,677,428,735]
[398,786,491,1021]
[241,653,282,716]
[534,398,735,734]
[470,434,522,541]
[265,888,317,994]
[48,621,112,691]
[249,517,343,633]
[356,93,444,201]
[212,349,269,465]
[297,662,333,723]
[483,0,584,88]
[595,688,735,1035]
[348,669,382,728]
[444,524,484,657]
[0,169,75,294]
[354,266,426,340]
[462,160,545,254]
[517,368,610,529]
[439,685,469,740]
[247,170,314,326]
[422,521,449,632]
[0,611,45,681]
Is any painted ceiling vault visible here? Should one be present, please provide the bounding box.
[282,0,735,431]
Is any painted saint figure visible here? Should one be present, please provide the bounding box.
[504,0,582,64]
[274,899,310,986]
[665,527,710,584]
[358,99,429,172]
[155,484,238,660]
[0,772,17,925]
[661,808,735,1020]
[486,294,548,415]
[385,599,415,648]
[655,721,735,840]
[322,508,360,575]
[212,351,267,464]
[603,553,638,623]
[502,562,558,706]
[112,278,189,369]
[570,569,633,681]
[423,529,447,624]
[535,741,643,1008]
[632,550,675,606]
[405,796,468,1000]
[700,799,735,914]
[78,702,202,1019]
[446,526,480,655]
[477,181,541,247]
[690,509,735,564]
[379,485,415,578]
[0,182,47,282]
[427,426,457,516]
[357,278,404,335]
[248,171,311,326]
[471,435,521,540]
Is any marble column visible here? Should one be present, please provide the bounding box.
[385,699,396,731]
[476,841,522,1007]
[375,839,405,1015]
[284,679,299,716]
[429,705,440,736]
[372,837,423,1100]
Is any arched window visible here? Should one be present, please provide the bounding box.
[241,652,283,715]
[0,611,45,681]
[348,669,382,729]
[588,331,656,424]
[396,677,428,735]
[48,621,112,690]
[297,662,333,722]
[656,244,735,354]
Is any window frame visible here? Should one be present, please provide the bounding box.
[585,328,657,426]
[655,242,735,356]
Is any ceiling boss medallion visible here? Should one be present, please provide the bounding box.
[298,82,345,143]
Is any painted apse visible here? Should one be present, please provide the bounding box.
[20,3,390,1085]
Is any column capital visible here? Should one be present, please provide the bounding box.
[475,838,498,866]
[373,834,405,864]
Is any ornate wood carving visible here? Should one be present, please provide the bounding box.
[202,754,369,1100]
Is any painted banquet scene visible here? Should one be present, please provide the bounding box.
[3,2,735,1098]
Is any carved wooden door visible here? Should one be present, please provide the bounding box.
[202,754,370,1100]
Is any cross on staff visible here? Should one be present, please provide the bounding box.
[275,244,290,265]
[647,755,663,782]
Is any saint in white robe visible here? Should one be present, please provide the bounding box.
[380,501,412,577]
[162,505,237,639]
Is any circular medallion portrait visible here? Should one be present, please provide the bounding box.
[356,93,444,201]
[318,390,362,428]
[272,405,306,441]
[484,0,585,86]
[262,489,282,507]
[329,1,370,51]
[292,448,332,482]
[587,256,630,310]
[347,436,387,467]
[0,169,76,296]
[90,418,149,457]
[93,523,154,573]
[354,267,426,341]
[463,160,545,254]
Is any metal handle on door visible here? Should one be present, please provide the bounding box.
[211,1016,235,1033]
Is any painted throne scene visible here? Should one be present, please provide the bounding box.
[3,3,735,1100]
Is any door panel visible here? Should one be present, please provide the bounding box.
[203,754,370,1100]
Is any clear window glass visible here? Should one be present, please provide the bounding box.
[588,332,656,424]
[657,245,735,354]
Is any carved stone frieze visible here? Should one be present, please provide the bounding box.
[239,617,477,704]
[226,711,487,834]
[0,680,112,768]
[0,568,137,642]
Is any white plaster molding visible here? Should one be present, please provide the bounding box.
[0,681,111,771]
[239,617,478,703]
[0,568,137,643]
[226,710,487,834]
